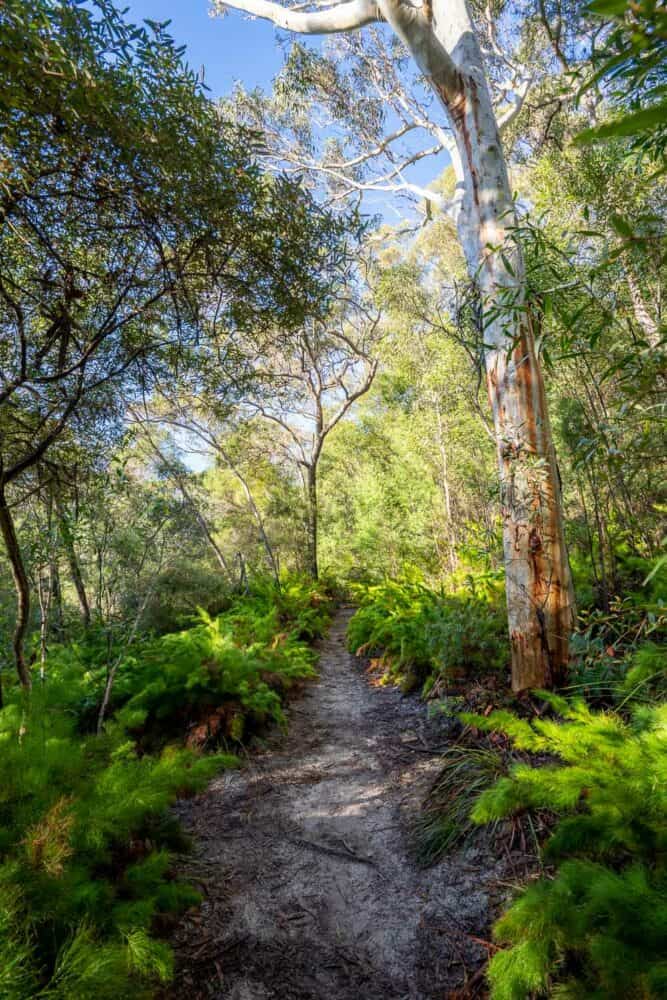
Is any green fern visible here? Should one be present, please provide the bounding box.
[465,695,667,998]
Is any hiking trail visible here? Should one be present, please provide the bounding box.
[167,607,507,999]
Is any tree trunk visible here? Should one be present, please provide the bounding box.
[383,0,576,688]
[177,476,235,583]
[216,447,281,584]
[218,0,575,689]
[49,556,64,638]
[54,492,91,626]
[624,257,660,347]
[37,566,51,681]
[306,463,319,580]
[0,484,32,688]
[45,489,64,639]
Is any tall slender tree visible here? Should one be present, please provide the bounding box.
[215,0,576,688]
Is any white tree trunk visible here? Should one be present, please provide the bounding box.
[217,0,576,688]
[419,0,575,688]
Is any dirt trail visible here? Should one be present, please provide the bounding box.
[168,608,505,999]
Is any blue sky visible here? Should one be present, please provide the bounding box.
[124,1,289,96]
[124,0,449,216]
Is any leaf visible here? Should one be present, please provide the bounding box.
[575,102,667,143]
[588,0,630,15]
[609,213,634,238]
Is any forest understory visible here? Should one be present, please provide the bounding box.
[166,608,515,1000]
[1,1,665,998]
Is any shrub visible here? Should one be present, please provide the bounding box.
[0,575,331,998]
[413,745,506,864]
[348,579,507,695]
[463,694,667,999]
[0,687,235,998]
[40,576,331,746]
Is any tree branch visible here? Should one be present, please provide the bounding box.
[217,0,380,34]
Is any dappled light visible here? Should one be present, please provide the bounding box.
[0,0,664,997]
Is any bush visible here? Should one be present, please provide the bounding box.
[0,575,331,998]
[463,694,667,999]
[42,576,332,746]
[0,688,234,999]
[348,579,507,695]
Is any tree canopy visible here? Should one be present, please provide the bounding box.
[0,1,664,998]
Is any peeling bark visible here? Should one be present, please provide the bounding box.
[218,0,575,689]
[407,0,575,689]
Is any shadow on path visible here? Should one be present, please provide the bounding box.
[166,608,506,999]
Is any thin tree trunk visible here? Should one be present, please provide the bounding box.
[306,463,319,580]
[624,257,660,347]
[37,566,51,681]
[49,557,64,639]
[45,490,64,639]
[177,477,234,583]
[54,492,91,626]
[215,447,280,584]
[0,484,32,688]
[97,574,159,734]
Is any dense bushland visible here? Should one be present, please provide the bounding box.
[348,567,666,997]
[0,577,330,999]
[347,578,508,696]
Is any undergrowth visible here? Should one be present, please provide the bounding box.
[413,744,507,864]
[347,578,507,696]
[463,690,667,999]
[0,575,331,998]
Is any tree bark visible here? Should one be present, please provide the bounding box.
[0,484,32,688]
[54,491,91,626]
[624,257,660,347]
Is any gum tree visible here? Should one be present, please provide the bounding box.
[214,0,576,689]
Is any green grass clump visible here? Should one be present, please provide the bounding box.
[413,745,506,864]
[0,687,234,999]
[348,579,507,695]
[463,694,667,999]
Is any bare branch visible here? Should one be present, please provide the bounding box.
[217,0,380,33]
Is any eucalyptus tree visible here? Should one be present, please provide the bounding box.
[0,0,348,686]
[239,303,380,579]
[214,0,579,688]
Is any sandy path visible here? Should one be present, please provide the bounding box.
[167,608,503,999]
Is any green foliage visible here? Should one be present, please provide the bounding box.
[580,1,667,162]
[40,576,331,743]
[348,579,508,695]
[0,690,232,997]
[464,695,667,998]
[0,576,328,998]
[414,745,506,864]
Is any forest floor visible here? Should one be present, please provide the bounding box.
[165,608,515,999]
